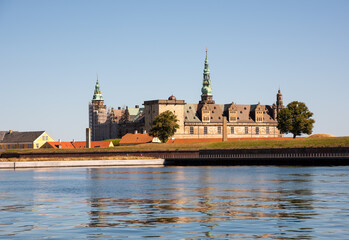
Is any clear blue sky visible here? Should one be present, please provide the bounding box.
[1,0,348,140]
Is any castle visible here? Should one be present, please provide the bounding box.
[89,50,284,141]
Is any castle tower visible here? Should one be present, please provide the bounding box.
[199,49,215,104]
[89,77,107,140]
[276,89,284,113]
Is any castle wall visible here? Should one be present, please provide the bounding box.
[144,100,186,134]
[173,123,281,139]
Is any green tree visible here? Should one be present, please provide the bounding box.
[277,101,315,138]
[150,110,179,143]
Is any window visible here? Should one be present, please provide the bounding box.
[245,127,248,134]
[190,127,194,135]
[36,144,39,149]
[42,136,45,140]
[231,127,234,134]
[218,126,221,134]
[204,127,207,135]
[266,126,270,134]
[256,127,259,135]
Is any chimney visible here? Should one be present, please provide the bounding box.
[86,128,91,148]
[143,130,146,134]
[72,139,75,143]
[135,105,139,108]
[118,107,121,110]
[134,130,138,134]
[58,139,61,142]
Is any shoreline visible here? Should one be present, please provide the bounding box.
[0,159,165,169]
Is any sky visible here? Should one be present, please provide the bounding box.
[1,0,348,140]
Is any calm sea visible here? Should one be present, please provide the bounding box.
[1,166,349,239]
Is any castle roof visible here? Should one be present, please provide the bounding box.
[184,103,276,123]
[128,107,144,122]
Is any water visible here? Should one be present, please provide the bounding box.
[1,166,349,239]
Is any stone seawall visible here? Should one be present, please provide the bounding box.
[0,159,165,169]
[1,147,348,167]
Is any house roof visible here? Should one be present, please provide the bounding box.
[0,131,45,143]
[119,133,153,145]
[45,142,75,149]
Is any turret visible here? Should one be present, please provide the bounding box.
[89,76,107,140]
[276,89,284,113]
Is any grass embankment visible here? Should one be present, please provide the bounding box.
[1,137,348,156]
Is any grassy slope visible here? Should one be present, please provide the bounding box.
[2,137,349,155]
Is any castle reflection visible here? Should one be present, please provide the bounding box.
[86,167,316,238]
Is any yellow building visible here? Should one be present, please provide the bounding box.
[0,130,55,150]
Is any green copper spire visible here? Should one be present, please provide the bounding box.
[92,76,104,101]
[201,49,213,96]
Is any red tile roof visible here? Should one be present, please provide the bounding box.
[119,133,153,145]
[44,142,75,149]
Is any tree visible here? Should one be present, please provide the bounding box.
[149,110,179,143]
[277,101,315,138]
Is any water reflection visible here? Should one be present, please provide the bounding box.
[84,167,322,239]
[0,166,349,239]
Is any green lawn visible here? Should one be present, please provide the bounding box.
[1,137,348,155]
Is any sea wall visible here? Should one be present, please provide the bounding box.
[0,159,165,169]
[1,147,348,166]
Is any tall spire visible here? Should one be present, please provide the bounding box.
[92,77,104,101]
[201,49,212,97]
[199,49,215,104]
